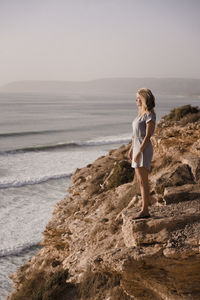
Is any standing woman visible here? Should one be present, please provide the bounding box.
[128,88,156,219]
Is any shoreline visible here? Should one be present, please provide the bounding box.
[0,142,125,300]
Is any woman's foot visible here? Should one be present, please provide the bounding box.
[133,210,151,220]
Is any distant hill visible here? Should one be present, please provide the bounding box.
[1,78,200,96]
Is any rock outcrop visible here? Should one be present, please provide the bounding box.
[8,108,200,300]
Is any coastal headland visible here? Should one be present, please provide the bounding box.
[8,105,200,300]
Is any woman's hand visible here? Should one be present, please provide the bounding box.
[134,151,142,164]
[128,147,132,161]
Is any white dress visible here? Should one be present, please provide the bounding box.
[131,112,156,171]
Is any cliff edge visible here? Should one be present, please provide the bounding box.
[8,106,200,300]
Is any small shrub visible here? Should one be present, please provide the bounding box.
[103,160,134,190]
[179,111,200,126]
[101,218,109,223]
[52,260,61,268]
[12,271,45,300]
[45,269,69,290]
[162,105,199,121]
[82,199,88,206]
[109,222,119,234]
[12,269,78,300]
[78,266,122,300]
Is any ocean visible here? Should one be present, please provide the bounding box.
[0,91,199,299]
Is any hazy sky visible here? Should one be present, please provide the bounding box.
[0,0,200,87]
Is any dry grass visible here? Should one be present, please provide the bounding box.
[11,269,79,300]
[78,265,131,300]
[110,286,132,300]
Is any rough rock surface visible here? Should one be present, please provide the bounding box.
[8,113,200,300]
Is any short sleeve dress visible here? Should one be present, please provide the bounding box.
[131,111,156,171]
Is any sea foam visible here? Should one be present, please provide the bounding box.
[0,149,108,188]
[0,133,131,155]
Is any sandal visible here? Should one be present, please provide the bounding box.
[133,214,151,220]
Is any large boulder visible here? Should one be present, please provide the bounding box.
[154,164,194,194]
[181,155,200,182]
[122,205,200,248]
[163,183,200,204]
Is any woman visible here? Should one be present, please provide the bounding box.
[128,88,156,219]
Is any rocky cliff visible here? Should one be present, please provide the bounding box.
[8,106,200,300]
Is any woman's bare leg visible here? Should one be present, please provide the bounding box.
[134,167,150,216]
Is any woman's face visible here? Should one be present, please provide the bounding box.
[136,93,143,107]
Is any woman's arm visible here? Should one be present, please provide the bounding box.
[139,120,155,152]
[128,141,133,161]
[134,120,155,163]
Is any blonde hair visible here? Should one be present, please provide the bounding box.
[137,88,155,112]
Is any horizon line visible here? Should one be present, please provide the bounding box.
[1,76,200,88]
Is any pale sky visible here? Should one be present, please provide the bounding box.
[0,0,200,87]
